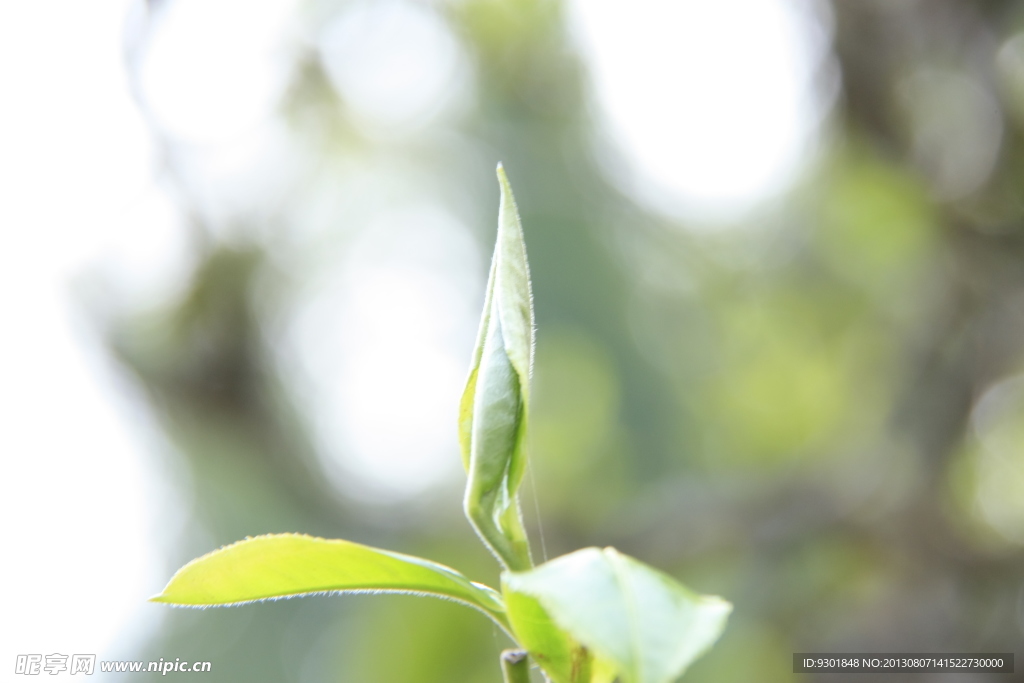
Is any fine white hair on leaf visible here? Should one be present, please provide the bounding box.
[158,588,517,639]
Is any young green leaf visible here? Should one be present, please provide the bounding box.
[460,163,535,572]
[152,534,512,635]
[503,584,617,683]
[503,547,731,683]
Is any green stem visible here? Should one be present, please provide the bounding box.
[501,649,530,683]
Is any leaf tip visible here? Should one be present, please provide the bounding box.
[148,592,190,607]
[705,594,734,617]
[496,162,512,190]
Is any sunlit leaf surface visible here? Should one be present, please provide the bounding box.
[152,534,511,633]
[504,587,585,683]
[504,547,731,683]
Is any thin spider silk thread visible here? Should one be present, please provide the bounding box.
[526,460,548,563]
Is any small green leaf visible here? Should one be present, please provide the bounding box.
[503,547,731,683]
[460,163,535,572]
[504,584,613,683]
[152,534,511,635]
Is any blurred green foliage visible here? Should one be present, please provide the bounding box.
[113,0,1024,680]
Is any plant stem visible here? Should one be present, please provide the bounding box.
[501,649,530,683]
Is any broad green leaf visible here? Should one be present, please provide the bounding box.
[152,534,511,635]
[504,583,616,683]
[503,547,731,683]
[460,164,535,572]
